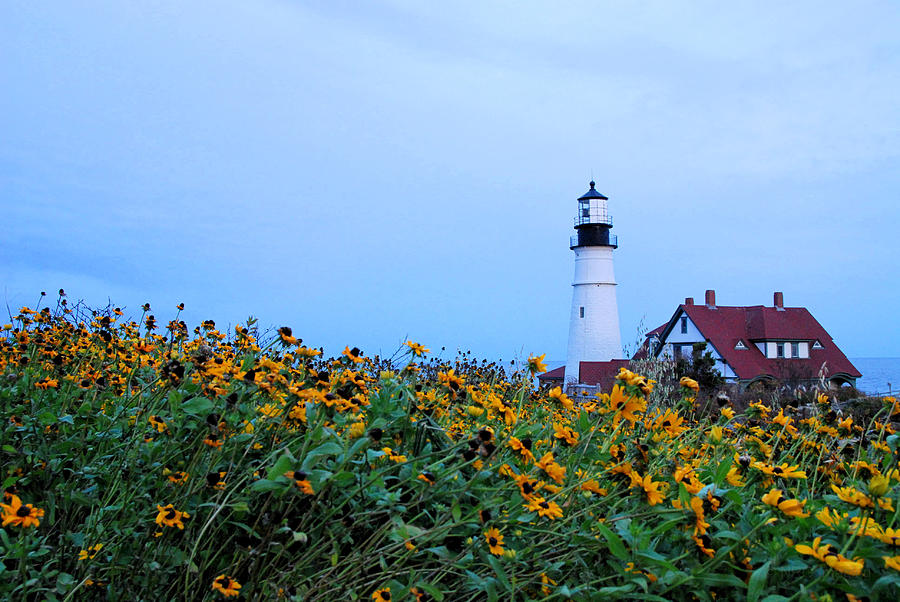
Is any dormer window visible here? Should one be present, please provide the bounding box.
[791,342,799,358]
[776,343,785,358]
[734,340,748,350]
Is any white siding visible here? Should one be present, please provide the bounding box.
[799,342,809,358]
[565,246,622,383]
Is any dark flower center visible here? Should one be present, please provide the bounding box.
[773,467,783,475]
[17,506,31,517]
[539,501,549,509]
[165,509,177,520]
[489,537,498,546]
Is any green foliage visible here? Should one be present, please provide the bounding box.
[1,304,899,600]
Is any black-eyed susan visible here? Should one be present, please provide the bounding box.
[761,489,809,518]
[284,470,314,495]
[526,354,547,375]
[371,587,391,601]
[148,415,168,433]
[507,437,535,463]
[211,574,242,598]
[277,326,298,345]
[548,386,574,411]
[536,452,566,484]
[607,385,646,427]
[755,462,807,480]
[155,503,190,529]
[552,423,579,446]
[524,496,563,519]
[0,495,44,528]
[795,537,864,576]
[78,543,104,560]
[484,527,505,556]
[406,341,429,357]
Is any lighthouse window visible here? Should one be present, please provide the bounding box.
[680,316,687,334]
[579,307,584,318]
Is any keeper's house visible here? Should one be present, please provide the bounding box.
[539,290,861,390]
[646,290,860,389]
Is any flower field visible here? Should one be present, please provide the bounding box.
[2,301,900,600]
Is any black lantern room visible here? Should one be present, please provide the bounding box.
[570,181,618,249]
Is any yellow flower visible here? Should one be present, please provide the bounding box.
[761,489,809,518]
[372,587,391,601]
[347,421,366,439]
[484,527,505,556]
[607,385,646,427]
[77,543,104,561]
[527,354,548,374]
[869,475,891,497]
[536,452,566,484]
[285,470,315,495]
[211,575,242,598]
[525,496,564,519]
[679,376,700,392]
[708,426,723,444]
[0,495,45,528]
[406,341,429,356]
[552,423,579,446]
[636,473,665,506]
[548,386,574,411]
[155,503,190,529]
[795,537,864,576]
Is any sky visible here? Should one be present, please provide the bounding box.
[2,1,899,361]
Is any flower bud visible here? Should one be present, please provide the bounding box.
[869,475,891,497]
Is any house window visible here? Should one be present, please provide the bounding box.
[812,340,824,350]
[579,307,584,318]
[680,316,687,334]
[734,340,747,350]
[791,342,799,358]
[776,343,784,358]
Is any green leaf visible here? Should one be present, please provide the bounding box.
[251,479,283,493]
[267,452,297,480]
[302,441,344,469]
[597,521,629,561]
[451,501,461,522]
[759,596,790,602]
[180,397,214,415]
[414,583,445,601]
[747,560,770,602]
[487,555,511,591]
[715,458,732,484]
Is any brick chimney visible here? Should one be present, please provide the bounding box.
[684,297,694,306]
[774,291,784,311]
[705,289,716,309]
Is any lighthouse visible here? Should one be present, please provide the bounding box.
[564,181,623,385]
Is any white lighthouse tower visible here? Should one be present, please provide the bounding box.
[564,181,623,385]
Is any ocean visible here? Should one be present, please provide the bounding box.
[852,358,900,396]
[542,358,900,396]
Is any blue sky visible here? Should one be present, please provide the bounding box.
[2,1,898,360]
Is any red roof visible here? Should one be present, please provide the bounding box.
[537,365,565,381]
[663,303,860,381]
[578,360,631,389]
